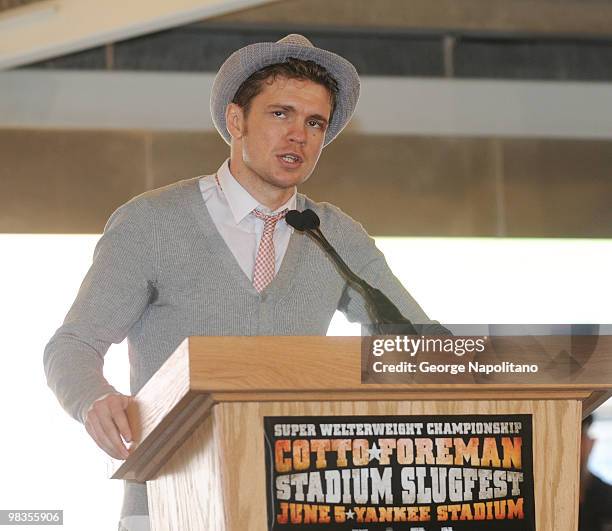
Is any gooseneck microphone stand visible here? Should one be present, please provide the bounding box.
[286,209,418,335]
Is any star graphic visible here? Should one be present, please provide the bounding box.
[368,442,382,462]
[346,509,355,520]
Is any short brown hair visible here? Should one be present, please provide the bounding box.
[231,57,339,121]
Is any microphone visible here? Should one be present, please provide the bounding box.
[286,209,319,231]
[286,209,418,335]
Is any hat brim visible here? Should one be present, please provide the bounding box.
[210,41,360,147]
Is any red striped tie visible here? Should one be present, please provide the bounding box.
[252,208,288,292]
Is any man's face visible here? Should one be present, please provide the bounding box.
[227,76,332,197]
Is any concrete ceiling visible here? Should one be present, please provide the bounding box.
[2,0,612,70]
[0,0,45,11]
[0,0,278,69]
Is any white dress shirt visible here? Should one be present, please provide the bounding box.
[198,159,296,281]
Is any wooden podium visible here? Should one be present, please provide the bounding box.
[111,336,612,531]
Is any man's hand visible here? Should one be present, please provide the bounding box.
[84,393,133,460]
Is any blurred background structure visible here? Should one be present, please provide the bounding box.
[1,1,611,529]
[1,0,612,236]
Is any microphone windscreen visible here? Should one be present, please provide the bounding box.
[303,209,320,229]
[285,210,306,231]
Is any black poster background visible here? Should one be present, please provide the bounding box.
[264,414,536,531]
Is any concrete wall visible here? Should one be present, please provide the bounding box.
[2,128,610,237]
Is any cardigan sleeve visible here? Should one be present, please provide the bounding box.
[335,217,448,335]
[43,196,158,424]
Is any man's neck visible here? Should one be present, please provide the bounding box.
[228,159,294,211]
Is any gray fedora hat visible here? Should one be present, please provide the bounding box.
[210,34,360,147]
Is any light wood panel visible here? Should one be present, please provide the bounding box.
[146,398,580,530]
[106,336,603,530]
[188,336,612,391]
[209,389,593,402]
[112,339,194,481]
[147,411,226,530]
[111,336,611,482]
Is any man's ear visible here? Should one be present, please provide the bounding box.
[226,103,245,140]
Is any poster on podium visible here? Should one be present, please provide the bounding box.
[264,414,536,531]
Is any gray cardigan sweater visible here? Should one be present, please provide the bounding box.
[43,176,442,518]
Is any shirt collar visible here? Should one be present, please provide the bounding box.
[216,159,297,223]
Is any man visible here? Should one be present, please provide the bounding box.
[579,415,612,531]
[44,34,444,531]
